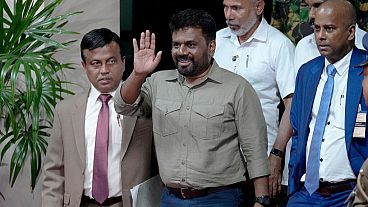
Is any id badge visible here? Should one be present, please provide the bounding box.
[353,104,366,138]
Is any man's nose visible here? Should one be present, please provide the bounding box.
[178,44,188,54]
[100,64,109,73]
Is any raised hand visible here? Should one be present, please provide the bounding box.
[133,30,162,77]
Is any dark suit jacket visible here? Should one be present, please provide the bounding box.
[42,90,156,207]
[289,47,368,196]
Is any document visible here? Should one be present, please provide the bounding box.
[131,175,163,207]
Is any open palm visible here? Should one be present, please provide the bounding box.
[133,30,162,76]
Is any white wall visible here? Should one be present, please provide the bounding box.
[0,1,119,206]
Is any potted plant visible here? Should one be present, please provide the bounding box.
[0,0,81,190]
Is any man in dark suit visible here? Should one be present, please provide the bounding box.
[288,0,368,206]
[42,28,156,207]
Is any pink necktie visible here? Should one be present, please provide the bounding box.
[92,94,112,204]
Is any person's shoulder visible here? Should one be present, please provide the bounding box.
[265,23,293,43]
[296,33,314,49]
[148,69,178,82]
[216,27,230,36]
[356,26,366,36]
[352,46,368,58]
[298,56,322,73]
[151,69,177,77]
[55,92,87,110]
[216,66,253,87]
[264,23,295,50]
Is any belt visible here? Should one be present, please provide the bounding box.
[81,195,122,206]
[166,182,242,199]
[317,180,356,196]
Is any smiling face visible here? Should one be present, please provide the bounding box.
[82,41,124,93]
[171,27,215,78]
[313,2,355,63]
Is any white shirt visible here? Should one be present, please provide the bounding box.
[214,18,295,185]
[84,85,123,198]
[301,51,356,182]
[295,25,366,71]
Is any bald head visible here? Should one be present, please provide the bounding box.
[317,0,356,27]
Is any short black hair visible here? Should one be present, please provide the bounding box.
[168,9,217,44]
[80,28,123,62]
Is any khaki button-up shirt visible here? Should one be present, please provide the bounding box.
[115,61,269,188]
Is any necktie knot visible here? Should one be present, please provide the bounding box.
[99,94,112,104]
[327,64,337,77]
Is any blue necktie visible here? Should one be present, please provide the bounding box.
[304,64,337,195]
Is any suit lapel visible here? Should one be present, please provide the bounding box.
[303,57,325,135]
[71,91,89,167]
[345,48,364,148]
[121,115,137,160]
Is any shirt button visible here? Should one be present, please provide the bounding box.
[181,161,185,165]
[320,178,323,182]
[320,158,323,162]
[327,121,330,125]
[186,106,190,110]
[181,178,185,182]
[322,139,325,142]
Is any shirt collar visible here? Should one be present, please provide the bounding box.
[246,17,268,43]
[324,49,353,76]
[89,84,117,103]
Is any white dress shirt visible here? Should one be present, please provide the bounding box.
[214,17,296,185]
[84,85,123,198]
[295,25,366,71]
[301,50,356,182]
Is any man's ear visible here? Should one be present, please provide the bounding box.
[255,0,265,16]
[209,40,216,57]
[348,24,355,41]
[81,61,87,71]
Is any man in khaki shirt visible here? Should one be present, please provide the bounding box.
[114,9,270,207]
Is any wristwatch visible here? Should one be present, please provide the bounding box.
[255,195,271,206]
[270,148,284,158]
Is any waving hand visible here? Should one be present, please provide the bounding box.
[133,30,162,76]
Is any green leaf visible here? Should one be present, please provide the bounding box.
[0,0,81,189]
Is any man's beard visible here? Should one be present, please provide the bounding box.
[177,65,196,77]
[228,12,257,36]
[176,57,197,77]
[176,58,210,78]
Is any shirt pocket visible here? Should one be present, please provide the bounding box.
[153,99,181,137]
[191,105,224,140]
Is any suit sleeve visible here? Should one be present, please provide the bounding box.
[288,69,301,196]
[42,105,65,207]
